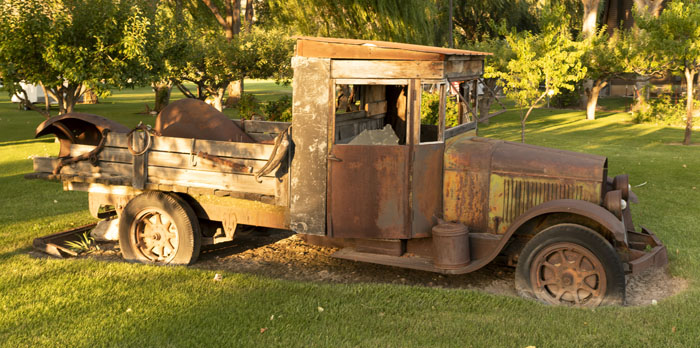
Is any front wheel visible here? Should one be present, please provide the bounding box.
[514,224,625,307]
[119,192,201,265]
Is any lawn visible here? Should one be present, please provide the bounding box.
[1,85,699,347]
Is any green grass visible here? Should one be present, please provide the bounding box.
[1,88,700,347]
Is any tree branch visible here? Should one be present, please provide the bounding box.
[175,83,197,99]
[201,0,228,29]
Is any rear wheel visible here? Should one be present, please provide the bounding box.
[515,224,625,307]
[119,192,201,265]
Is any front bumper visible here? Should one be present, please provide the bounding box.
[624,226,668,274]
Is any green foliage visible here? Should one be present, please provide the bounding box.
[635,1,700,143]
[633,95,700,126]
[263,95,292,122]
[550,83,581,108]
[235,93,261,120]
[485,4,586,141]
[0,0,151,115]
[452,0,537,42]
[266,0,436,45]
[582,28,628,82]
[64,231,99,254]
[180,28,293,107]
[420,90,459,128]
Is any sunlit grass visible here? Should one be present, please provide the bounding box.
[1,90,700,346]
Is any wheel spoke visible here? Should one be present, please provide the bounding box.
[574,253,584,269]
[556,250,567,265]
[554,288,566,301]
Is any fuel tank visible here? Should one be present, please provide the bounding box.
[443,135,607,234]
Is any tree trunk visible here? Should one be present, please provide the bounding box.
[582,0,601,39]
[211,88,226,112]
[244,0,254,32]
[683,68,695,145]
[586,80,607,120]
[225,80,243,107]
[82,87,98,104]
[153,82,172,113]
[39,82,50,113]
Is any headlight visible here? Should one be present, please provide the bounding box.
[604,190,623,219]
[621,199,627,211]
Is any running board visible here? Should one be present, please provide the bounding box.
[333,248,455,274]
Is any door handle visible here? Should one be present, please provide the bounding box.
[327,154,342,162]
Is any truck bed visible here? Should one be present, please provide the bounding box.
[27,126,290,206]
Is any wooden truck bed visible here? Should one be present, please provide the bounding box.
[27,124,290,206]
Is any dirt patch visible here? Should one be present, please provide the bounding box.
[37,227,686,306]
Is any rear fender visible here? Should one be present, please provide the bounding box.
[35,113,129,157]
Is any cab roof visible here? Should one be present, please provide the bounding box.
[294,36,491,61]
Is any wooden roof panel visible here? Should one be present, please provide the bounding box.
[295,36,490,61]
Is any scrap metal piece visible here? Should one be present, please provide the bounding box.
[155,98,254,143]
[254,126,290,182]
[33,223,97,258]
[197,152,253,173]
[53,129,110,174]
[35,113,130,157]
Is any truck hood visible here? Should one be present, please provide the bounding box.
[445,136,607,183]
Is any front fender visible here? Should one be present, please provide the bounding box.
[505,199,628,247]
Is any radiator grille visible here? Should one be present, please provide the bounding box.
[502,179,586,223]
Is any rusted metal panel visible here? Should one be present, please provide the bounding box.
[289,56,332,235]
[488,175,602,234]
[329,145,410,239]
[33,223,98,258]
[155,98,254,143]
[35,113,129,157]
[491,141,607,183]
[443,136,496,232]
[411,143,444,237]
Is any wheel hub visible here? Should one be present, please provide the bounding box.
[530,242,607,307]
[133,209,179,262]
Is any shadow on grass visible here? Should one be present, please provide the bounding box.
[0,138,54,148]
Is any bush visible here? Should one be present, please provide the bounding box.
[550,84,582,108]
[235,93,261,120]
[263,95,292,122]
[632,94,696,126]
[421,90,460,128]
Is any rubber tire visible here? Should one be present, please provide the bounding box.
[514,224,625,306]
[119,191,201,265]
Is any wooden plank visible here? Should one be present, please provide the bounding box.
[33,157,58,173]
[55,160,277,196]
[365,85,385,102]
[70,144,277,177]
[444,121,477,139]
[248,133,276,144]
[334,78,409,86]
[335,110,366,123]
[104,133,274,160]
[241,120,290,134]
[331,60,444,79]
[297,40,444,61]
[364,101,387,116]
[445,60,483,78]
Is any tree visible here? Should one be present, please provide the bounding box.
[636,2,700,145]
[178,28,293,111]
[581,0,601,39]
[0,0,150,117]
[581,28,628,120]
[265,0,436,45]
[486,8,586,142]
[452,0,537,43]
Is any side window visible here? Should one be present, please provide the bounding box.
[334,84,407,145]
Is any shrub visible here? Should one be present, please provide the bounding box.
[421,90,460,128]
[263,95,292,122]
[236,93,261,120]
[632,94,696,126]
[550,83,582,108]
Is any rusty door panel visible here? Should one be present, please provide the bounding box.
[329,145,409,239]
[411,143,444,237]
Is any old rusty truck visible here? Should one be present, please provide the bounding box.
[27,37,668,307]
